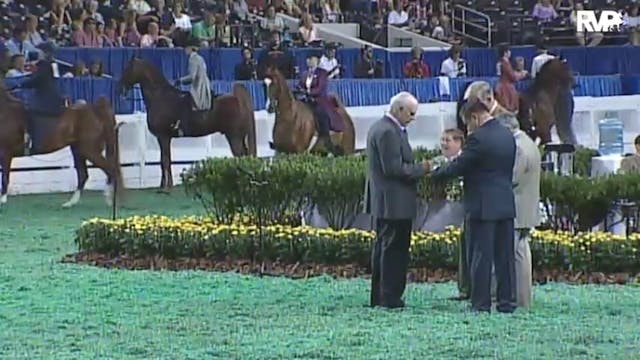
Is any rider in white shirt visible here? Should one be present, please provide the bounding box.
[530,42,555,79]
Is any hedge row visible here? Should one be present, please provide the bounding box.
[180,147,640,231]
[75,216,640,273]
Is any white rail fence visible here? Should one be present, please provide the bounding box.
[6,95,640,195]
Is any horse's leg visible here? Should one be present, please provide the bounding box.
[62,145,89,208]
[0,150,11,206]
[225,133,246,157]
[157,136,173,193]
[82,150,117,207]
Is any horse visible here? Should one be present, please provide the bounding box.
[0,84,124,208]
[518,57,576,145]
[118,56,256,192]
[262,65,355,155]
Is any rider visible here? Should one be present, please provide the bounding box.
[173,37,211,136]
[297,53,342,155]
[12,41,65,154]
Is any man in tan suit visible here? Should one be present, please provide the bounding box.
[619,135,640,174]
[496,113,541,309]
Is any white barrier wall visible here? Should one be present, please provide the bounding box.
[6,95,640,195]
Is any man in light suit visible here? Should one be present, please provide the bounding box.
[429,97,517,313]
[364,91,430,309]
[496,113,541,309]
[174,37,212,136]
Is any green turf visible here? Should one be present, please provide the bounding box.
[1,189,640,359]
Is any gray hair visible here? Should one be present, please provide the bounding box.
[463,81,493,102]
[495,113,520,132]
[389,91,418,113]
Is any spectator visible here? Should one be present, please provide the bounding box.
[495,44,527,112]
[428,15,445,39]
[231,0,250,22]
[98,0,119,24]
[257,31,295,79]
[4,27,38,57]
[234,46,257,80]
[64,60,89,77]
[25,15,44,47]
[260,5,285,35]
[73,18,104,47]
[128,0,152,15]
[142,0,177,37]
[299,13,320,44]
[531,0,558,23]
[69,7,89,32]
[319,44,340,78]
[354,45,384,78]
[625,5,640,46]
[87,0,105,25]
[387,2,409,27]
[437,15,456,43]
[570,3,603,46]
[89,59,104,77]
[101,18,122,47]
[5,54,30,77]
[172,1,192,31]
[140,21,173,47]
[403,46,431,78]
[120,9,142,46]
[322,0,341,23]
[44,0,72,33]
[514,56,525,73]
[619,135,640,173]
[440,44,466,77]
[213,12,231,47]
[192,8,216,46]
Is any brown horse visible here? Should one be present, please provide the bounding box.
[0,84,124,208]
[518,57,576,145]
[118,56,256,192]
[262,65,355,154]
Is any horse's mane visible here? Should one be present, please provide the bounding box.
[530,57,572,94]
[131,57,173,90]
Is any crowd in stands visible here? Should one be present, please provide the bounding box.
[1,0,639,81]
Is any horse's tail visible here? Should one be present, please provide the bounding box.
[93,97,125,197]
[233,83,256,156]
[331,94,355,154]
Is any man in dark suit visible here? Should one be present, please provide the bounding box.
[364,91,430,309]
[428,95,517,313]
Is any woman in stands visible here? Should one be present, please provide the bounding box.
[494,43,527,113]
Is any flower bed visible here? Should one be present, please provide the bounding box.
[74,216,640,274]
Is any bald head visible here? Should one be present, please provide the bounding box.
[389,91,418,125]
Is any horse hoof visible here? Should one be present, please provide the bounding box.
[156,188,171,195]
[268,142,275,150]
[0,194,7,205]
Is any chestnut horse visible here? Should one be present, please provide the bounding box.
[0,84,124,208]
[118,56,256,192]
[518,57,576,145]
[262,65,355,154]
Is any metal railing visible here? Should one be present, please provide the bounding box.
[452,5,493,47]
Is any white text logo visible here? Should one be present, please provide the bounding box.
[576,10,625,32]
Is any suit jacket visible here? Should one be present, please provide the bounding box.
[512,130,541,229]
[179,51,211,111]
[431,118,516,221]
[620,154,640,174]
[364,116,426,220]
[19,59,65,115]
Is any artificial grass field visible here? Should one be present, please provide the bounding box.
[1,189,640,359]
